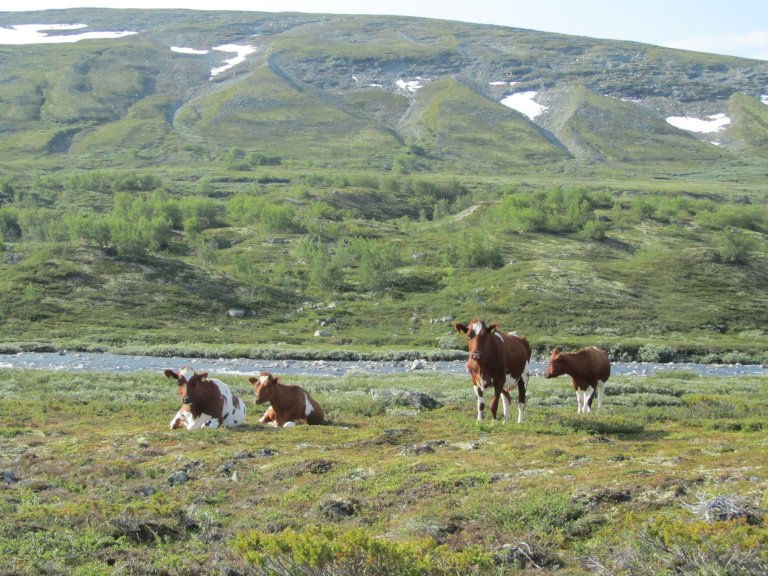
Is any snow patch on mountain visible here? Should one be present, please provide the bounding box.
[0,23,135,44]
[666,113,731,133]
[500,91,548,119]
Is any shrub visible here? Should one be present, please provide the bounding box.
[337,238,402,293]
[716,228,761,265]
[460,236,504,268]
[637,344,678,363]
[588,515,768,576]
[232,527,494,576]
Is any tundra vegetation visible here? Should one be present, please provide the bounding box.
[0,368,766,574]
[0,171,767,361]
[0,9,767,575]
[0,10,767,358]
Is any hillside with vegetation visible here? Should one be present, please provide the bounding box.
[0,8,767,360]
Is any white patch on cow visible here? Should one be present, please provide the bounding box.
[259,374,270,385]
[517,402,526,424]
[471,321,485,335]
[209,378,246,428]
[171,409,214,430]
[303,392,314,417]
[494,332,505,342]
[283,421,297,428]
[178,366,195,382]
[170,407,192,429]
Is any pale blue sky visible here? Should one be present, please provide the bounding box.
[4,0,768,60]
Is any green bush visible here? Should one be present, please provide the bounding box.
[637,344,678,362]
[232,527,494,576]
[716,228,761,265]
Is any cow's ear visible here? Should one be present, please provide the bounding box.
[489,323,499,333]
[164,369,179,380]
[273,377,281,385]
[455,323,468,334]
[199,372,208,379]
[551,347,561,356]
[248,377,257,384]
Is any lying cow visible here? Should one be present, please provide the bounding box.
[455,319,532,424]
[249,371,324,427]
[544,347,610,414]
[164,366,246,429]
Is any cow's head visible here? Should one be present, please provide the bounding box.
[164,366,206,404]
[455,320,499,386]
[544,348,564,378]
[249,371,280,404]
[455,320,499,359]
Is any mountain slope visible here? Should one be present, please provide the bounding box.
[540,84,729,163]
[1,9,767,173]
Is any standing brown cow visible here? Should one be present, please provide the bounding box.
[455,319,532,424]
[544,347,610,414]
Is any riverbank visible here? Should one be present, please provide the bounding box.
[1,349,766,377]
[1,340,767,366]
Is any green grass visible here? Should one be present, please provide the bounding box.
[0,368,766,574]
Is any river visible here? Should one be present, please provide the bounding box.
[0,351,766,377]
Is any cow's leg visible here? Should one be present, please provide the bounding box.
[489,391,500,420]
[500,388,511,423]
[575,390,584,414]
[474,384,485,421]
[516,369,528,423]
[583,387,594,414]
[596,380,606,413]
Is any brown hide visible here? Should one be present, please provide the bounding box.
[455,319,532,420]
[165,368,225,420]
[544,347,611,391]
[249,372,325,426]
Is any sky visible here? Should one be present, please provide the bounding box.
[2,0,768,61]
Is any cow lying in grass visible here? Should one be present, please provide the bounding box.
[164,366,246,429]
[544,347,611,414]
[249,371,324,427]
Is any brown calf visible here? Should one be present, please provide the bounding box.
[249,371,324,427]
[164,366,246,429]
[544,347,611,414]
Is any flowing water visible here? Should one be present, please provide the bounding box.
[1,351,766,378]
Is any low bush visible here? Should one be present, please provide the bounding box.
[232,526,494,576]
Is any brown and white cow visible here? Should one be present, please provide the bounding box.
[249,371,324,427]
[164,366,246,429]
[455,319,532,424]
[544,347,610,414]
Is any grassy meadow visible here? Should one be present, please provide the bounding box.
[1,367,766,575]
